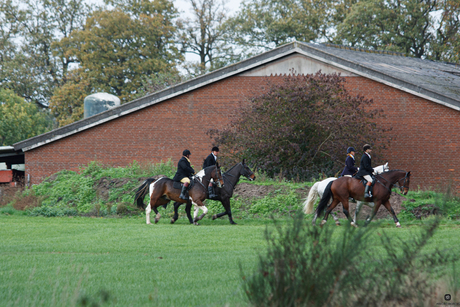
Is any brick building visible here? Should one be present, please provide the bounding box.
[13,42,460,192]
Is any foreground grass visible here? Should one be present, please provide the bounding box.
[1,215,460,307]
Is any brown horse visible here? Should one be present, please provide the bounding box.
[134,164,224,225]
[315,170,411,227]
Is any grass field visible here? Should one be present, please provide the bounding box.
[1,215,460,307]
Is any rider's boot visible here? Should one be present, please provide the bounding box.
[364,183,372,198]
[180,183,189,200]
[208,184,217,199]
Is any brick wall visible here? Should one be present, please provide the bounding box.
[25,75,460,193]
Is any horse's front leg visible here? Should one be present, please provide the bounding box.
[212,199,236,224]
[185,201,194,224]
[193,203,208,223]
[351,201,364,227]
[364,201,382,226]
[382,200,401,228]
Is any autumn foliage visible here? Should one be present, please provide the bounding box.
[211,72,389,180]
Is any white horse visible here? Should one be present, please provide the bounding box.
[302,163,389,226]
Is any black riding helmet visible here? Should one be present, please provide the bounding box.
[347,147,355,154]
[183,149,191,156]
[363,144,372,151]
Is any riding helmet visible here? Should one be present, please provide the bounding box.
[183,149,191,156]
[347,147,355,154]
[363,144,372,151]
[212,146,219,152]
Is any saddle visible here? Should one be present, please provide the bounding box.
[353,175,376,187]
[173,178,195,190]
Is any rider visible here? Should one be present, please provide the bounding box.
[340,147,358,177]
[355,144,374,198]
[202,146,219,198]
[173,149,196,200]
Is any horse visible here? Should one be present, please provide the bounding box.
[134,164,224,225]
[173,160,256,225]
[314,169,411,227]
[303,163,389,226]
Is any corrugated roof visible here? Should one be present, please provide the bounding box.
[14,42,460,152]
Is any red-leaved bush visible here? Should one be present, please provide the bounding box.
[210,71,390,180]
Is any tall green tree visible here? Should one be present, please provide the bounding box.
[209,73,389,180]
[50,0,181,125]
[0,89,52,145]
[0,0,91,108]
[335,0,460,60]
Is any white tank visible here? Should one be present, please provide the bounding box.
[84,93,120,118]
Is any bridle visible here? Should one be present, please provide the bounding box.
[396,172,410,194]
[375,171,410,194]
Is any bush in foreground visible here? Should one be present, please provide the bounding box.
[242,212,459,306]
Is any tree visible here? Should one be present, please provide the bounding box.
[49,1,182,126]
[66,5,180,101]
[0,0,92,108]
[0,89,53,145]
[177,0,239,75]
[209,72,389,180]
[224,0,332,56]
[335,0,460,61]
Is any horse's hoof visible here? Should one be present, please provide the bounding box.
[193,222,200,226]
[193,218,199,223]
[230,221,237,225]
[351,222,358,228]
[212,215,217,220]
[320,220,327,227]
[154,219,159,224]
[335,222,341,226]
[147,222,152,225]
[170,219,176,224]
[396,222,401,228]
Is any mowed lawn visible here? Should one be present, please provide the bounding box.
[1,215,460,307]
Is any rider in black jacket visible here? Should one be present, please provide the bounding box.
[202,146,219,198]
[173,149,195,200]
[355,144,374,198]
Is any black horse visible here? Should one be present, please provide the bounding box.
[171,160,256,225]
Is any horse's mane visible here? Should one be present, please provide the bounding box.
[223,162,241,175]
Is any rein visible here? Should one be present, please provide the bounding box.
[375,171,409,194]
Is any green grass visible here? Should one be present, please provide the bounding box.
[1,215,460,306]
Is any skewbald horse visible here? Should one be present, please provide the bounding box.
[315,170,411,227]
[134,164,224,225]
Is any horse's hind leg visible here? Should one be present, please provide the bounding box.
[146,204,152,225]
[171,202,181,224]
[153,206,161,224]
[331,213,341,226]
[383,200,401,228]
[321,200,340,226]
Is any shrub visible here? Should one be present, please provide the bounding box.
[242,212,459,306]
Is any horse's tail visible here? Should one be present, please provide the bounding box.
[315,181,334,217]
[134,178,156,210]
[303,181,321,214]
